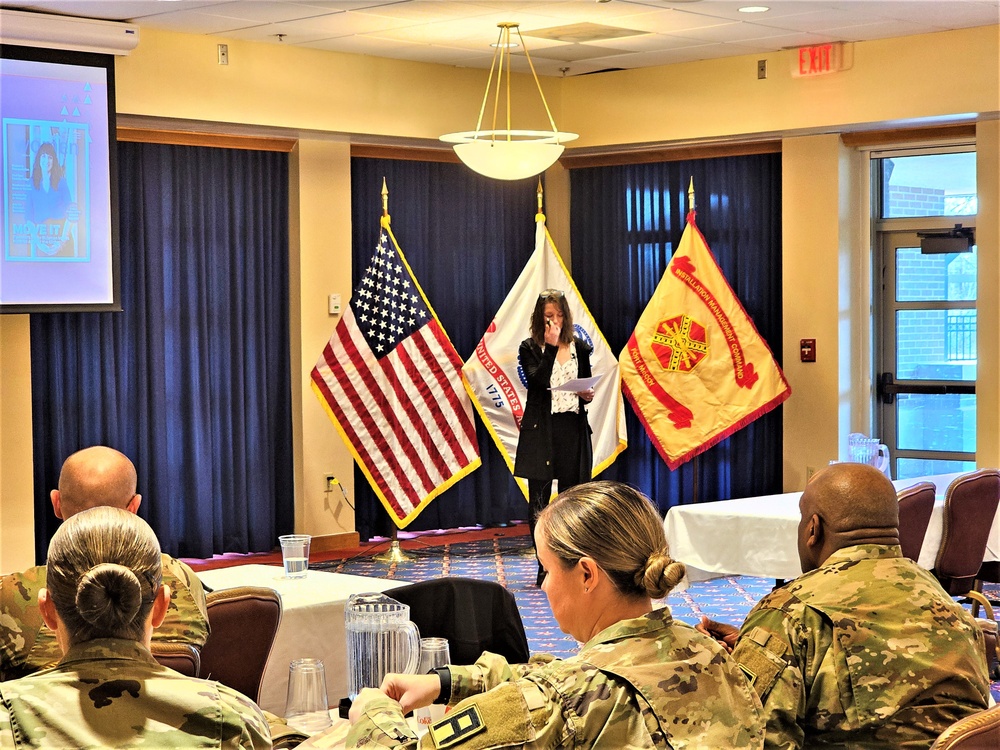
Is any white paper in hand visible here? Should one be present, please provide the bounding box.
[550,374,603,392]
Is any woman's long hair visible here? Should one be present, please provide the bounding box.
[31,142,64,190]
[529,290,574,347]
[45,506,163,645]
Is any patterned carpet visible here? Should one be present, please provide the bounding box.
[313,535,1000,702]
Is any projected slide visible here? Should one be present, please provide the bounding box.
[0,54,115,309]
[5,120,88,259]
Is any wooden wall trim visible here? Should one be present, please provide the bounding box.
[559,139,781,169]
[841,123,976,147]
[116,127,296,152]
[351,144,460,163]
[113,123,975,158]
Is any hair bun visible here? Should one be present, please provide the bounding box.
[634,549,685,599]
[75,562,143,629]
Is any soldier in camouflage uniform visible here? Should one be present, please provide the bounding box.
[0,506,271,749]
[348,481,764,749]
[700,463,989,749]
[0,446,209,680]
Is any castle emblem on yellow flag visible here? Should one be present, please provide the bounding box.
[651,314,709,373]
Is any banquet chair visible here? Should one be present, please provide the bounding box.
[975,561,1000,606]
[930,705,1000,749]
[389,577,530,666]
[198,585,282,703]
[932,469,1000,614]
[151,642,201,677]
[897,481,936,562]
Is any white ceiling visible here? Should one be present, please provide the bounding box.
[3,0,998,77]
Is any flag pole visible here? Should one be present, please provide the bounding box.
[687,176,701,504]
[371,176,416,565]
[519,177,547,559]
[372,530,414,564]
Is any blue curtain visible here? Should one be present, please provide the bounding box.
[30,141,293,561]
[569,154,784,513]
[349,158,538,540]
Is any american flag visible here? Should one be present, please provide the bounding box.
[311,218,480,527]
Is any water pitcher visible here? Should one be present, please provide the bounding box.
[345,592,420,700]
[847,433,891,479]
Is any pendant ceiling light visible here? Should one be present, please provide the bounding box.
[440,23,578,181]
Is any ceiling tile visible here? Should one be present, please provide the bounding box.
[347,0,496,23]
[1,0,234,21]
[254,10,423,40]
[874,0,1000,27]
[523,43,635,62]
[117,9,264,36]
[580,44,718,69]
[752,8,888,33]
[608,7,748,34]
[825,17,942,42]
[173,1,332,24]
[656,1,839,24]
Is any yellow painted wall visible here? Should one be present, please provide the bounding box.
[2,23,998,567]
[289,139,358,539]
[561,26,999,147]
[116,28,560,139]
[977,120,1000,468]
[781,135,845,488]
[0,316,34,571]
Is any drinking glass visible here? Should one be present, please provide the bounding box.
[285,657,332,733]
[414,637,450,736]
[279,534,311,579]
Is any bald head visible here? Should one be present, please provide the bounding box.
[797,463,899,571]
[52,447,139,520]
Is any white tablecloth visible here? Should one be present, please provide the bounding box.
[663,472,1000,585]
[198,564,405,715]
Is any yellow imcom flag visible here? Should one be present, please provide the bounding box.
[619,209,790,470]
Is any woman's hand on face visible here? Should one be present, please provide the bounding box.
[544,320,561,347]
[379,672,442,714]
[577,388,595,402]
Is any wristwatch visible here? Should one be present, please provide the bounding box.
[431,666,451,705]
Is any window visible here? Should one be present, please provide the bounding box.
[874,146,977,480]
[880,151,977,218]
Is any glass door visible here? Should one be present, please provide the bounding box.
[877,230,976,480]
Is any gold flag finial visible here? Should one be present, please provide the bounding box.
[537,178,544,213]
[381,177,389,216]
[687,177,696,213]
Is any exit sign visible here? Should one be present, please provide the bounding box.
[794,42,845,77]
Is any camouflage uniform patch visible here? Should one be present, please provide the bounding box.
[0,637,270,748]
[0,555,209,680]
[734,544,990,749]
[731,627,788,701]
[429,704,486,748]
[347,608,764,749]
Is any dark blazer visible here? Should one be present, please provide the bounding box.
[513,336,594,482]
